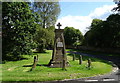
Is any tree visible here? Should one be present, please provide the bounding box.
[106,14,120,47]
[84,19,104,47]
[32,2,60,28]
[84,14,120,48]
[90,19,103,29]
[2,2,37,60]
[34,26,55,52]
[113,0,120,12]
[31,2,60,52]
[64,27,83,47]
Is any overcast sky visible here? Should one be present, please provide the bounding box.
[55,2,117,35]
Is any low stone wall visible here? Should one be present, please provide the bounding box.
[76,46,120,54]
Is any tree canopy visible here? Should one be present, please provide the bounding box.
[64,27,83,47]
[2,2,38,60]
[31,2,60,52]
[2,2,60,60]
[34,26,55,52]
[32,2,60,28]
[84,14,120,48]
[113,1,120,12]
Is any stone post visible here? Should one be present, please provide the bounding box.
[32,56,37,69]
[62,59,66,70]
[79,55,82,65]
[87,58,91,68]
[37,55,38,61]
[73,54,75,61]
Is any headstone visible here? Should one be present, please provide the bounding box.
[87,58,91,69]
[79,55,82,65]
[62,59,67,70]
[37,55,38,61]
[73,54,75,61]
[49,22,69,68]
[32,56,37,70]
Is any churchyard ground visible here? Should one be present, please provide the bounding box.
[1,50,113,82]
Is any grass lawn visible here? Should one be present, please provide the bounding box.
[1,50,112,82]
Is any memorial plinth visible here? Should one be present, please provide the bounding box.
[49,23,69,68]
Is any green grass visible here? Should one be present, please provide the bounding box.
[1,50,112,82]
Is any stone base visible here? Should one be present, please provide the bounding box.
[49,60,69,68]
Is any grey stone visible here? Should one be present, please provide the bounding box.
[49,23,69,68]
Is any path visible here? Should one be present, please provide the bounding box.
[66,51,120,82]
[41,51,120,83]
[67,51,120,68]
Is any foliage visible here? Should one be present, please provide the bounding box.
[34,26,55,52]
[84,14,120,48]
[113,1,120,12]
[1,50,112,81]
[0,2,1,45]
[32,2,60,28]
[84,19,103,47]
[106,14,120,47]
[31,2,60,52]
[90,19,103,29]
[2,2,37,60]
[64,27,83,47]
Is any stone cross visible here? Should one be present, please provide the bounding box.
[57,22,62,29]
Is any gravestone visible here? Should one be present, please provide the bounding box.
[49,23,69,68]
[73,54,76,61]
[87,58,91,68]
[31,56,38,70]
[79,55,82,65]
